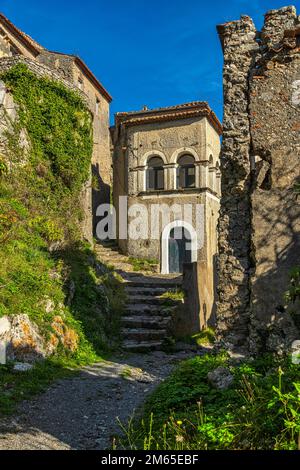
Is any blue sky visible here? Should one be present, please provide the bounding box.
[1,0,298,122]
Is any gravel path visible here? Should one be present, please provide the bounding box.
[0,350,196,450]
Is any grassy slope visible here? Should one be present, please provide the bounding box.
[0,64,124,415]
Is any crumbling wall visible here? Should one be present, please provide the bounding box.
[217,6,300,353]
[0,56,94,244]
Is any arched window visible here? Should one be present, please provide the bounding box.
[177,154,195,189]
[147,156,164,190]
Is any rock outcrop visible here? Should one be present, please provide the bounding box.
[0,313,79,363]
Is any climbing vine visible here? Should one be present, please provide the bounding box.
[1,63,93,196]
[0,64,122,375]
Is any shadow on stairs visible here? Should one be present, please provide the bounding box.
[95,241,183,353]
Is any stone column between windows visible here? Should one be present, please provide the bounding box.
[166,163,177,191]
[194,161,202,189]
[129,168,138,195]
[209,166,216,193]
[216,170,221,196]
[198,161,209,189]
[137,166,146,193]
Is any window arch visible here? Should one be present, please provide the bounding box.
[147,156,164,191]
[177,154,195,189]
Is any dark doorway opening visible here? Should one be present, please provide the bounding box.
[168,227,192,273]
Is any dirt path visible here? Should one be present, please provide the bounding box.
[0,350,196,450]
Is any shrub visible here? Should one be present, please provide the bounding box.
[118,354,300,450]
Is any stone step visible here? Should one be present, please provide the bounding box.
[122,316,171,329]
[95,252,124,261]
[95,250,128,259]
[125,286,170,296]
[95,246,118,252]
[126,295,181,306]
[125,304,176,315]
[95,243,181,355]
[116,268,160,277]
[108,263,136,271]
[95,242,118,247]
[122,328,167,341]
[124,272,181,279]
[123,277,182,288]
[122,340,163,352]
[95,252,130,262]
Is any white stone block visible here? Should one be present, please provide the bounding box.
[292,80,300,107]
[0,316,10,335]
[0,340,6,364]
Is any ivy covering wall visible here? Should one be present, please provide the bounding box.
[0,64,123,374]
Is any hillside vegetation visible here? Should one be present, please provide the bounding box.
[120,353,300,450]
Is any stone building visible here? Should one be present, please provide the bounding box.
[217,6,300,353]
[112,102,222,326]
[0,13,112,240]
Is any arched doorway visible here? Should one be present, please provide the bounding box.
[161,221,197,274]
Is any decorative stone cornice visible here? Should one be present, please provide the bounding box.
[115,101,222,136]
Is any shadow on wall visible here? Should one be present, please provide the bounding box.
[217,163,254,348]
[92,163,111,237]
[249,168,300,352]
[218,160,300,352]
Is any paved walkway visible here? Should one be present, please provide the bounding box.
[0,350,196,450]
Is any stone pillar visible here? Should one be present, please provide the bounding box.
[217,6,300,354]
[209,167,215,193]
[195,163,201,188]
[137,167,145,193]
[216,16,259,349]
[216,171,221,196]
[199,162,209,188]
[168,164,177,190]
[130,168,138,194]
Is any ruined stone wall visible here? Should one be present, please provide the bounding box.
[217,6,300,353]
[0,56,94,244]
[39,51,112,229]
[0,56,83,96]
[0,23,37,60]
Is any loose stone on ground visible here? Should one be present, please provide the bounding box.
[0,350,198,450]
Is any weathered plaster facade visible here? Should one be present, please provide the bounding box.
[217,6,300,353]
[112,102,221,326]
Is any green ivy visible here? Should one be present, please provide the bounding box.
[1,63,93,195]
[0,64,123,410]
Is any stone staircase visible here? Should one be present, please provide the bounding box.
[95,242,183,352]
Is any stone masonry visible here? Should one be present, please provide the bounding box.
[0,13,112,243]
[217,6,300,353]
